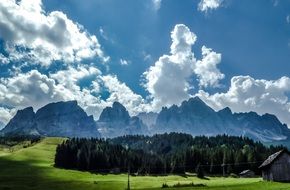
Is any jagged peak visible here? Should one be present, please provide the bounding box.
[112,101,127,110]
[218,107,232,115]
[182,96,207,106]
[15,106,34,115]
[99,101,130,122]
[180,96,215,113]
[191,96,203,102]
[42,100,77,107]
[262,113,281,123]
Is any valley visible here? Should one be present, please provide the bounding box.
[0,137,289,190]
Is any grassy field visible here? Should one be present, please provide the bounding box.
[0,138,290,190]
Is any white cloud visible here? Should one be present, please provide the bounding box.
[47,66,106,116]
[198,0,223,12]
[120,59,130,66]
[152,0,162,11]
[143,24,224,110]
[50,65,101,93]
[0,70,66,108]
[195,46,224,87]
[101,75,149,115]
[0,54,10,64]
[0,66,109,123]
[197,76,290,126]
[0,0,109,66]
[0,65,149,123]
[0,107,16,125]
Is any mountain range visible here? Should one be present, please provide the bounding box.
[1,97,289,142]
[153,97,290,142]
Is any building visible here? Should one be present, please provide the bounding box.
[239,170,255,178]
[259,150,290,182]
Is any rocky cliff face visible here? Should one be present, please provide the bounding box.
[97,102,148,138]
[1,101,100,138]
[99,102,130,124]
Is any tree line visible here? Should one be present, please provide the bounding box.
[0,135,41,147]
[54,133,284,175]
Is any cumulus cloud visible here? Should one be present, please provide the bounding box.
[0,66,109,123]
[50,66,107,116]
[0,70,66,108]
[101,75,148,115]
[195,46,224,87]
[0,0,109,66]
[197,76,290,126]
[143,24,224,110]
[0,107,15,125]
[198,0,223,12]
[0,65,151,123]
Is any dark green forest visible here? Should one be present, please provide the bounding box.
[54,133,284,175]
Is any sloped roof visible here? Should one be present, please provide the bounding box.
[259,150,289,169]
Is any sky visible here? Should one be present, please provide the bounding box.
[0,0,290,127]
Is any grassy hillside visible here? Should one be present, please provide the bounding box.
[0,138,289,190]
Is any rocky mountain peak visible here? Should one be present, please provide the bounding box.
[99,102,130,123]
[179,96,215,116]
[97,102,148,138]
[1,106,36,135]
[1,101,100,138]
[218,107,232,116]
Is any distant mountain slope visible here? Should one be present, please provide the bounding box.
[97,102,148,138]
[155,97,290,142]
[137,112,158,130]
[1,107,37,135]
[0,121,4,130]
[1,101,100,138]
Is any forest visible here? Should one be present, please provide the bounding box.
[54,133,284,175]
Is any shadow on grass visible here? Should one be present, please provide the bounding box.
[0,156,107,190]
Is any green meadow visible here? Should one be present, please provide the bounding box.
[0,138,290,190]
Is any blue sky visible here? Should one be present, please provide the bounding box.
[0,0,290,127]
[45,0,290,94]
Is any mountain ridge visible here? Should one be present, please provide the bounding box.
[1,97,289,142]
[153,97,290,142]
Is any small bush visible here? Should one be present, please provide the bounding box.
[161,183,169,188]
[229,173,239,178]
